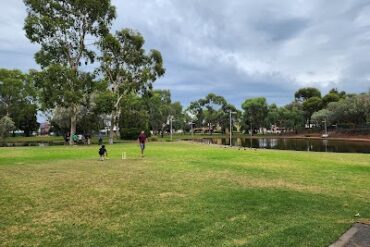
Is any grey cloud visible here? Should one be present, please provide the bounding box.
[1,0,370,109]
[253,17,309,42]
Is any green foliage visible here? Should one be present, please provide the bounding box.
[295,87,321,102]
[0,116,15,139]
[266,104,279,126]
[119,94,150,139]
[321,88,346,108]
[120,128,150,140]
[98,28,165,101]
[170,101,185,131]
[146,90,172,132]
[99,28,165,96]
[241,97,268,133]
[280,106,306,131]
[312,109,333,126]
[15,104,39,136]
[0,69,39,135]
[317,93,370,126]
[293,88,323,127]
[50,106,104,135]
[24,0,116,68]
[144,90,185,133]
[94,90,116,114]
[303,96,322,124]
[98,28,165,141]
[31,65,96,110]
[24,0,116,143]
[187,93,238,133]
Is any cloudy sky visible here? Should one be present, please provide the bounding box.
[1,0,370,108]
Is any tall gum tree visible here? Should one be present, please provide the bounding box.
[187,93,238,134]
[242,97,268,135]
[98,29,165,144]
[24,0,116,144]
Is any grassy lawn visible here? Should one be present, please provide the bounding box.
[1,142,369,246]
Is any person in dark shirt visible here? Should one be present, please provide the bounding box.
[98,135,103,145]
[137,131,147,157]
[98,145,108,161]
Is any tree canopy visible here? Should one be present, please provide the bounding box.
[98,28,165,143]
[24,0,116,144]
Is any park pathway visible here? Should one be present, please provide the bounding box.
[330,222,370,247]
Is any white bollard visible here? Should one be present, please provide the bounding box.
[121,152,127,160]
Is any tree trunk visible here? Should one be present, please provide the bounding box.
[109,114,115,145]
[109,109,121,145]
[69,108,77,145]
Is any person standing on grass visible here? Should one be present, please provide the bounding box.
[138,130,147,157]
[72,133,78,145]
[99,145,108,161]
[98,135,103,145]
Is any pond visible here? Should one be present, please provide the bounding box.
[0,141,65,147]
[193,138,370,154]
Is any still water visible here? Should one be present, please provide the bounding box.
[195,138,370,154]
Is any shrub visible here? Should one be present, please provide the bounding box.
[120,128,151,140]
[0,116,15,140]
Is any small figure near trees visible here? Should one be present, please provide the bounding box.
[64,133,70,145]
[72,133,78,145]
[137,131,147,157]
[98,145,108,161]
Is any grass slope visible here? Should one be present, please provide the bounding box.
[1,142,369,246]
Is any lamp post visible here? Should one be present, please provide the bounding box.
[322,120,328,138]
[189,122,194,138]
[229,111,237,147]
[169,115,174,141]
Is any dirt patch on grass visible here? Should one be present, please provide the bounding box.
[210,171,326,194]
[228,214,248,222]
[159,192,187,198]
[232,237,249,246]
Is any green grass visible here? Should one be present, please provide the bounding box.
[1,142,369,246]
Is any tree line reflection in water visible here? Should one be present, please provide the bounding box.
[196,138,370,153]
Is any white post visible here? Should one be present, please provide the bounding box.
[229,111,236,147]
[170,116,173,141]
[190,122,194,138]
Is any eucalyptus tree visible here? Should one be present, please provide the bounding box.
[187,93,236,134]
[145,90,172,134]
[119,94,150,140]
[294,87,323,127]
[24,0,116,144]
[321,88,346,108]
[241,97,268,135]
[302,96,322,127]
[169,101,185,132]
[294,87,321,102]
[98,29,165,144]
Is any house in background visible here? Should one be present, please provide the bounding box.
[39,122,50,135]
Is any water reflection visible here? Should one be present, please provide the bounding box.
[1,142,64,147]
[193,138,370,154]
